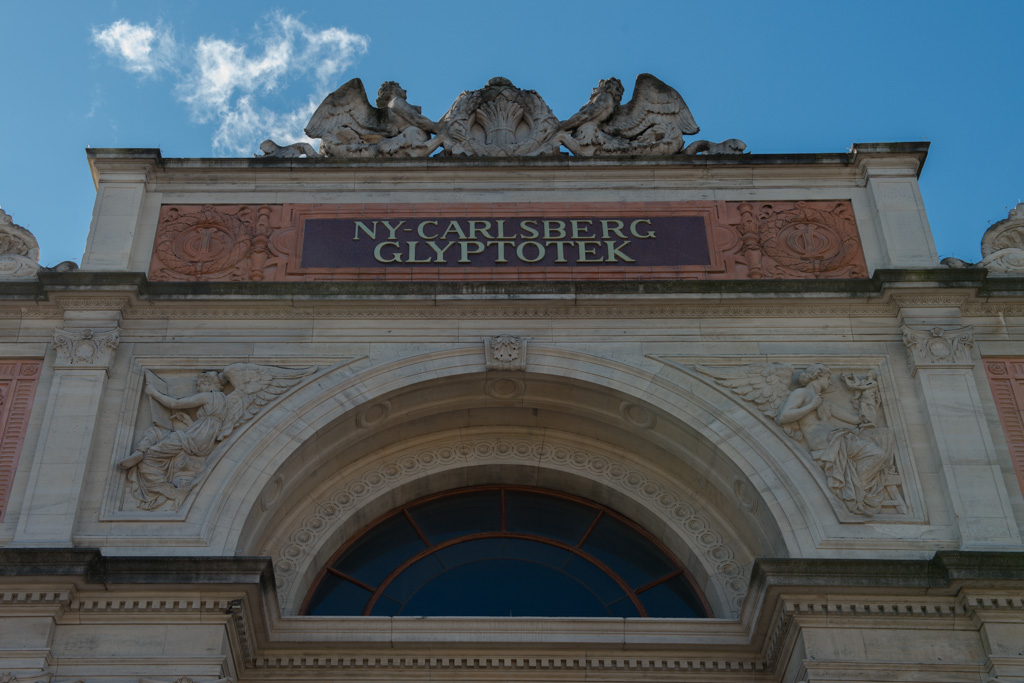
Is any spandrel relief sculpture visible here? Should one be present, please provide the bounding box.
[261,74,746,159]
[119,363,316,511]
[696,363,906,517]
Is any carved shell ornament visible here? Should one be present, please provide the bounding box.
[260,74,747,159]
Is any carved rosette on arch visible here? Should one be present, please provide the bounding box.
[731,201,867,279]
[150,205,292,282]
[695,362,906,518]
[484,335,527,371]
[52,327,120,369]
[901,324,975,374]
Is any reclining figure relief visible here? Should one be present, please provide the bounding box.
[696,362,906,517]
[119,363,316,511]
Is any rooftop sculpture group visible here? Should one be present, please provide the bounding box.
[261,74,746,159]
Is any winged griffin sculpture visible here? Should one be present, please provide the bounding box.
[301,78,441,158]
[558,74,701,156]
[119,363,316,511]
[695,362,905,517]
[259,74,745,158]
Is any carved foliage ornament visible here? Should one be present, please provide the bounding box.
[484,334,527,371]
[901,325,975,373]
[52,327,120,368]
[695,362,906,517]
[119,363,316,511]
[262,75,746,159]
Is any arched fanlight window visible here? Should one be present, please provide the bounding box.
[302,486,711,618]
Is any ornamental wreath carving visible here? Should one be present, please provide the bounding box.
[260,74,746,159]
[733,201,867,279]
[118,363,316,511]
[696,363,906,517]
[151,205,289,282]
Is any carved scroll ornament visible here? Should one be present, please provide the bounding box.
[261,74,747,159]
[118,363,316,511]
[696,362,906,517]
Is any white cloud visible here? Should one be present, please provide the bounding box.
[92,20,176,76]
[92,14,369,155]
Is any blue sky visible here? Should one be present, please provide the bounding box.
[1,1,1021,266]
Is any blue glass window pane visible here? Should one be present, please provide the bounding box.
[639,575,706,618]
[505,490,598,543]
[501,538,570,568]
[401,557,610,616]
[607,595,640,618]
[581,515,677,589]
[410,490,501,543]
[334,513,426,586]
[434,537,503,568]
[382,553,445,605]
[562,554,628,604]
[368,595,402,616]
[306,573,372,616]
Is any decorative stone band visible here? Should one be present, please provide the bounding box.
[901,324,975,375]
[147,201,868,284]
[52,327,120,370]
[273,436,747,616]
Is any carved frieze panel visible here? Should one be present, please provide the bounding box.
[149,201,867,283]
[901,324,975,374]
[0,360,42,522]
[696,362,907,518]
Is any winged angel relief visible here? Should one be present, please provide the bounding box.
[118,364,315,511]
[260,74,745,159]
[696,363,906,517]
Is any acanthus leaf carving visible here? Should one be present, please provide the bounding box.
[118,363,317,511]
[696,362,906,517]
[484,334,527,371]
[52,327,120,369]
[901,324,975,373]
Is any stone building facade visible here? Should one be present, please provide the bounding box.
[1,75,1024,683]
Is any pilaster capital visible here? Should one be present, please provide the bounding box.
[901,324,974,375]
[52,327,121,370]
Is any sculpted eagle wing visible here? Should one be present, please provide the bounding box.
[304,78,396,143]
[604,73,699,138]
[219,363,318,439]
[694,363,795,420]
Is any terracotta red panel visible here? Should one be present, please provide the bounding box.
[984,359,1024,497]
[0,360,42,522]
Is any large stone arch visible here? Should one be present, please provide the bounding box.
[188,346,837,616]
